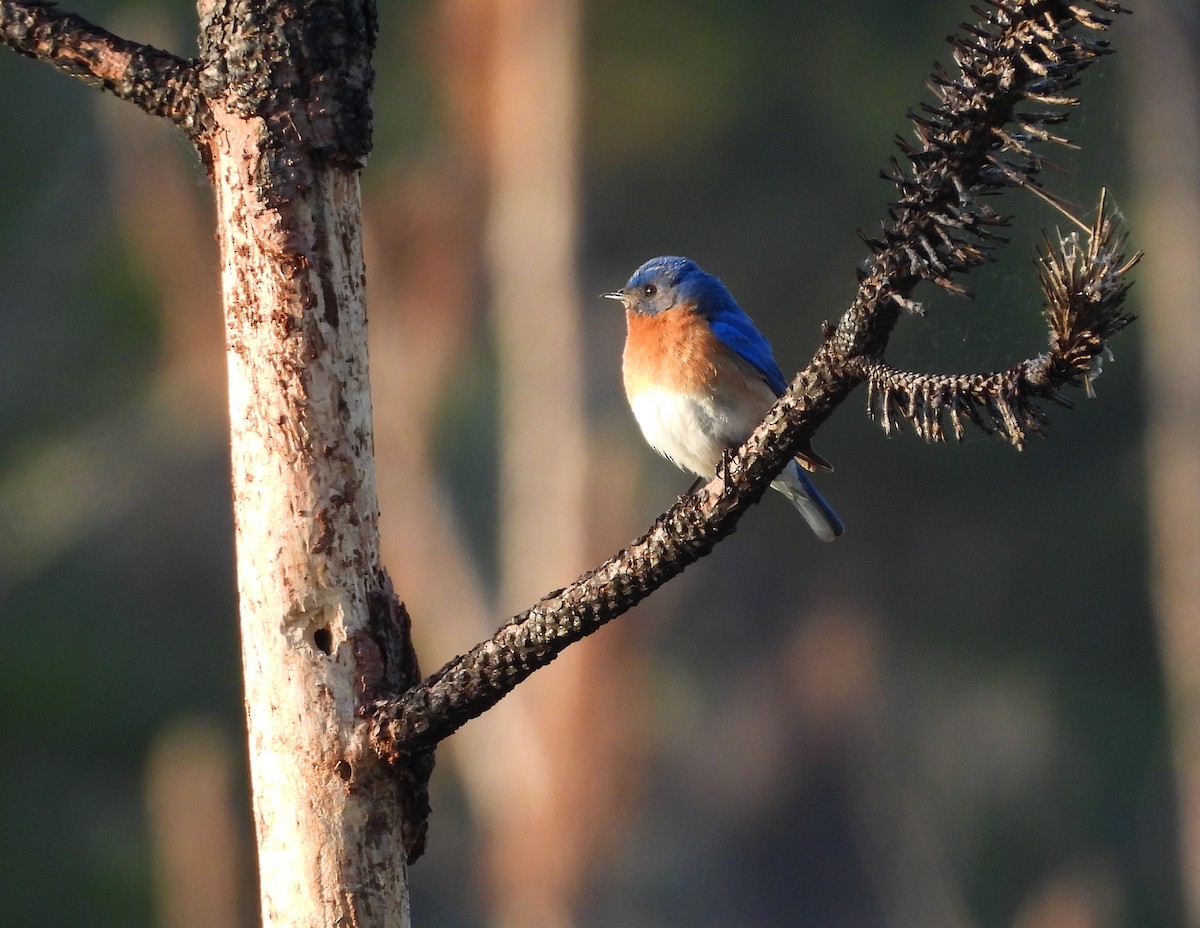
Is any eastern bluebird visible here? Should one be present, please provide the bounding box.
[605,256,844,542]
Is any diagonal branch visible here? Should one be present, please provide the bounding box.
[371,379,826,756]
[0,0,205,133]
[372,0,1136,760]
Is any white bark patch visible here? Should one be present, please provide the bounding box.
[208,100,412,928]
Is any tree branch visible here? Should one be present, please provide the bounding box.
[373,0,1136,759]
[859,193,1138,448]
[0,0,205,133]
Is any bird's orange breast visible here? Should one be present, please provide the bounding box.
[622,303,721,398]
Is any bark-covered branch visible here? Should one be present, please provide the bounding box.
[373,0,1137,759]
[0,0,205,132]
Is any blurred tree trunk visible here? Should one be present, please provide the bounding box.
[481,4,637,922]
[368,2,648,925]
[487,0,588,604]
[1127,3,1200,924]
[145,719,246,928]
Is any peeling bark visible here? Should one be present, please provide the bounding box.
[197,2,422,924]
[211,106,412,923]
[0,2,425,919]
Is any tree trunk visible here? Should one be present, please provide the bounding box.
[214,131,410,927]
[1128,4,1200,924]
[199,2,417,925]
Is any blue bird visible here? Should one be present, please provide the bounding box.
[605,256,843,541]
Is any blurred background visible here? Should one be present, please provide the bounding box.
[0,1,1193,926]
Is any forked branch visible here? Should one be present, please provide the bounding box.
[858,193,1138,448]
[372,0,1138,760]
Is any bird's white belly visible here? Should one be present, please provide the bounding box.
[629,387,747,478]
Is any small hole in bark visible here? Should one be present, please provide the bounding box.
[313,627,332,654]
[335,760,352,781]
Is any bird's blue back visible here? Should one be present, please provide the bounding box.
[673,266,789,397]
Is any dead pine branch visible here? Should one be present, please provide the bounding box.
[372,0,1137,759]
[0,0,206,131]
[859,192,1138,449]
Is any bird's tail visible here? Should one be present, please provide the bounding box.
[771,460,844,542]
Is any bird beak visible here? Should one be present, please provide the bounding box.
[601,290,626,303]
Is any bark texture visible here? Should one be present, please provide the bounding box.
[0,0,204,129]
[197,1,423,924]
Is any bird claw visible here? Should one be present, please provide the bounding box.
[720,449,736,490]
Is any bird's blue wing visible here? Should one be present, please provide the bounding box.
[708,311,788,396]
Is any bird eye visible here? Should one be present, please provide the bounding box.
[642,284,657,297]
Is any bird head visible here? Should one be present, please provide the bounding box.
[603,256,736,317]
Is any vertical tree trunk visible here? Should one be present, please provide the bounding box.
[479,2,642,924]
[1128,4,1200,924]
[487,0,588,611]
[145,720,245,928]
[197,2,416,924]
